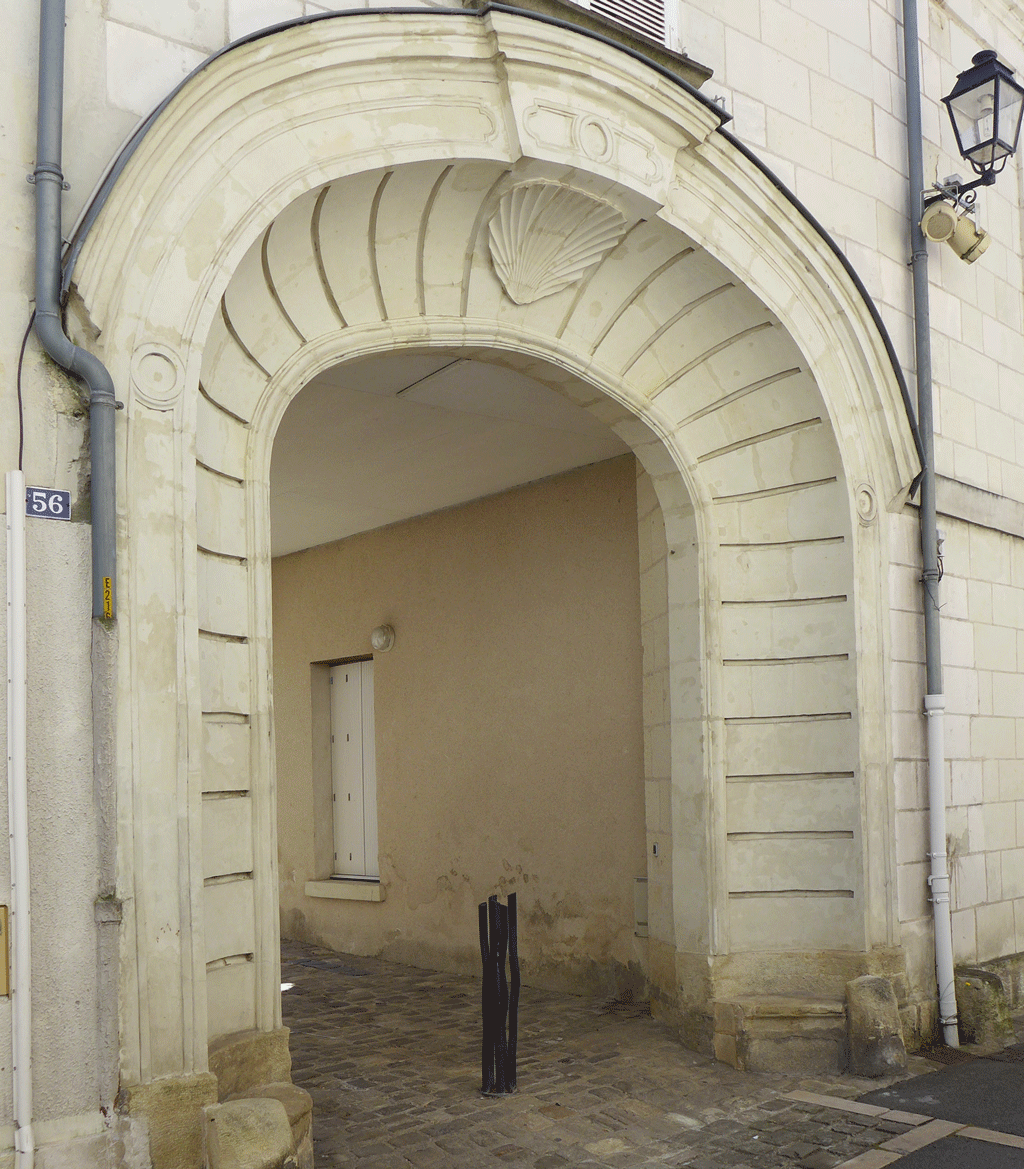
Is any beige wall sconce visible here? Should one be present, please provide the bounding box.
[370,625,395,652]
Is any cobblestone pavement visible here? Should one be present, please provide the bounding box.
[281,941,944,1169]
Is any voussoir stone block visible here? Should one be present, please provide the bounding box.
[956,967,1014,1049]
[204,1098,294,1169]
[845,975,907,1077]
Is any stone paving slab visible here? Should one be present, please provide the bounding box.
[280,942,928,1169]
[957,1127,1024,1150]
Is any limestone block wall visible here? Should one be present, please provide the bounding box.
[682,0,1024,997]
[892,507,1024,987]
[0,5,128,1158]
[683,0,1024,510]
[0,2,1013,1162]
[196,436,264,1039]
[4,0,1022,530]
[42,0,1024,506]
[98,0,459,123]
[196,140,876,970]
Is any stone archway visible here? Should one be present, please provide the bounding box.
[67,6,918,1153]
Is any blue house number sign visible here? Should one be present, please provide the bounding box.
[25,487,71,520]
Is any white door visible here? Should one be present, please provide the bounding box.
[330,660,378,877]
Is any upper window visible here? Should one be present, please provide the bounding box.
[570,0,678,50]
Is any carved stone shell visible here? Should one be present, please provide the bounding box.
[487,183,628,305]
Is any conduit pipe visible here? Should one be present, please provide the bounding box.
[6,470,34,1169]
[34,0,117,619]
[902,0,959,1046]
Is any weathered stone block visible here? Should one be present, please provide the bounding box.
[210,1028,292,1101]
[899,1004,921,1051]
[845,975,907,1077]
[714,996,847,1073]
[242,1084,313,1169]
[243,1083,312,1138]
[203,1098,293,1169]
[713,1031,738,1067]
[956,967,1014,1049]
[120,1072,219,1169]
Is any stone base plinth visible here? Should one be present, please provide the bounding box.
[713,996,848,1073]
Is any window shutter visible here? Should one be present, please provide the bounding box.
[589,0,666,44]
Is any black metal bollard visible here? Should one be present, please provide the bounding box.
[478,892,520,1094]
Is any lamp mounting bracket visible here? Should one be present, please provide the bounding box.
[922,172,994,213]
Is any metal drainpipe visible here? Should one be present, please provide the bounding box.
[34,0,117,620]
[902,0,959,1047]
[19,2,119,1160]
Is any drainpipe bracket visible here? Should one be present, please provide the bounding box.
[27,166,69,190]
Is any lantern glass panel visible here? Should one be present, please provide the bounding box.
[999,83,1024,159]
[948,76,999,164]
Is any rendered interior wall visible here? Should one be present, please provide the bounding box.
[0,515,112,1161]
[272,454,648,995]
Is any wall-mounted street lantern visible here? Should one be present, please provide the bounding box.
[942,50,1024,188]
[921,51,1024,265]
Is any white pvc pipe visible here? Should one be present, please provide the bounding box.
[6,471,34,1167]
[925,694,959,1047]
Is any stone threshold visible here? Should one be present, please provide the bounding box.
[783,1090,1024,1165]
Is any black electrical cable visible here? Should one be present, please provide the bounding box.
[60,4,727,286]
[15,311,35,473]
[57,6,920,470]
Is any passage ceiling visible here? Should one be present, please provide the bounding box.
[269,352,629,556]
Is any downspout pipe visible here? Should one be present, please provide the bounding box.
[35,0,117,620]
[902,0,959,1047]
[6,470,34,1169]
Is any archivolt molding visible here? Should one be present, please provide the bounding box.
[671,131,919,509]
[245,322,700,503]
[198,157,870,965]
[68,11,914,1072]
[70,9,914,506]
